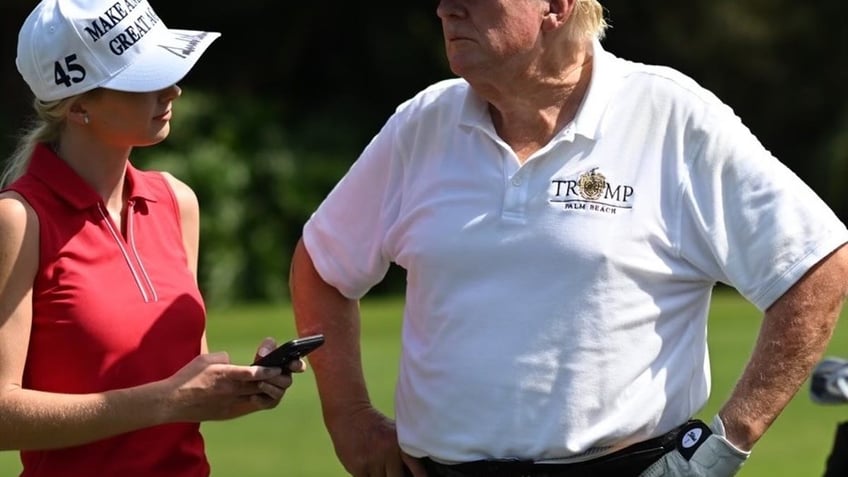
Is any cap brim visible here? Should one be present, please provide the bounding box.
[100,29,220,93]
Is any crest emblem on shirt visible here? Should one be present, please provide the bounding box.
[549,168,635,215]
[577,168,606,200]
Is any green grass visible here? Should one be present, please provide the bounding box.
[1,289,846,476]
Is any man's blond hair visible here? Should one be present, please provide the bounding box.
[565,0,608,41]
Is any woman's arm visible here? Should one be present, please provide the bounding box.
[0,195,167,449]
[0,192,285,451]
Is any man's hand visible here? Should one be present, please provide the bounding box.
[639,416,749,477]
[328,405,416,477]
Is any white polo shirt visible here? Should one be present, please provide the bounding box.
[303,40,848,463]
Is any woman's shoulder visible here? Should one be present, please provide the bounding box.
[0,191,37,227]
[0,191,40,273]
[157,171,199,225]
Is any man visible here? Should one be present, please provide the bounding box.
[290,1,848,476]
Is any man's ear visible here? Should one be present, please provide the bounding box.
[542,0,575,30]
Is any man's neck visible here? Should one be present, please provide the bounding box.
[475,46,594,163]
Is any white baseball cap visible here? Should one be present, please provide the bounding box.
[16,0,220,102]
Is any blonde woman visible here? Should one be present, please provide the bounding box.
[0,1,303,475]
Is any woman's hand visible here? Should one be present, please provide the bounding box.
[161,343,302,423]
[252,337,307,406]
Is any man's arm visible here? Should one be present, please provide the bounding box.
[719,244,848,450]
[290,239,408,477]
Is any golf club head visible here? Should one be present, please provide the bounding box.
[811,357,848,405]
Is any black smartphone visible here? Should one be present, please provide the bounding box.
[252,334,325,368]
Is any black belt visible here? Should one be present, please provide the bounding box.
[419,420,710,477]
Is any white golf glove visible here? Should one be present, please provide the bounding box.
[638,415,750,477]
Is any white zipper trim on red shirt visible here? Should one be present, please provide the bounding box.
[97,203,156,303]
[126,200,159,302]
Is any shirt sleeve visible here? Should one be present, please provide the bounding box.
[302,112,406,300]
[677,101,848,311]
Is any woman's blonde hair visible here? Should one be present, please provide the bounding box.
[1,97,75,188]
[564,0,609,42]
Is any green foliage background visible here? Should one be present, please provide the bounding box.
[130,93,333,304]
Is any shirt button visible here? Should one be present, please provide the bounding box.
[511,177,522,186]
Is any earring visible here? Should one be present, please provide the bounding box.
[83,114,90,125]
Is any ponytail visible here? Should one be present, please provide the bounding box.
[1,97,75,188]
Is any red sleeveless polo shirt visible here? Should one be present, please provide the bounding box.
[7,144,209,477]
